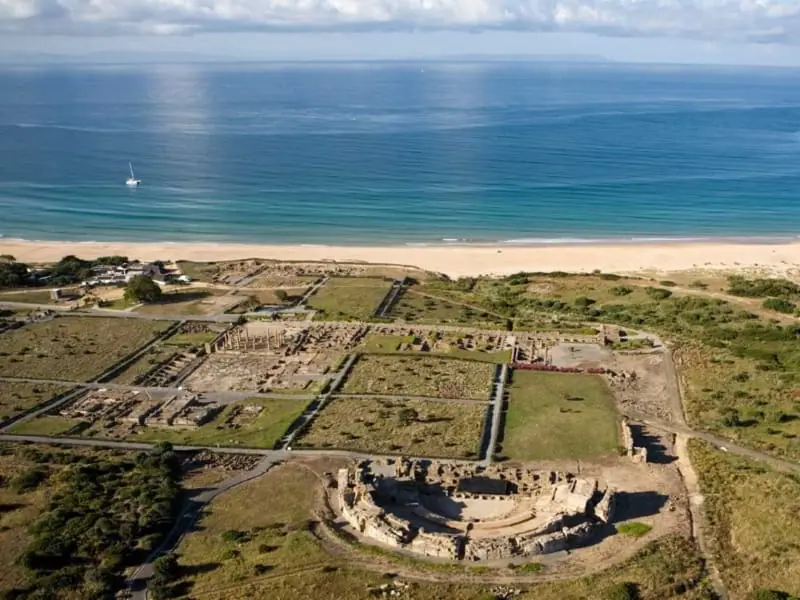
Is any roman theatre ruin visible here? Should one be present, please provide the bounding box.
[333,458,617,562]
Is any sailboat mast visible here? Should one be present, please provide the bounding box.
[129,162,135,179]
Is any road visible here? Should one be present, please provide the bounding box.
[483,364,508,465]
[127,453,285,600]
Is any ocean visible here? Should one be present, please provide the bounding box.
[0,61,799,246]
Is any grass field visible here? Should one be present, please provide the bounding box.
[244,274,320,288]
[0,450,51,593]
[308,277,392,321]
[0,382,70,424]
[9,415,77,436]
[690,440,800,600]
[342,355,495,400]
[111,345,176,385]
[0,290,59,305]
[501,370,620,461]
[389,289,509,328]
[164,330,220,347]
[679,342,800,460]
[0,316,168,381]
[131,398,308,448]
[171,460,710,600]
[135,289,233,316]
[296,396,486,458]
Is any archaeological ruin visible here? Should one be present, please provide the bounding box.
[333,458,617,562]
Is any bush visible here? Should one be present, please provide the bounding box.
[124,275,162,304]
[602,582,640,600]
[749,591,791,600]
[659,280,677,287]
[762,297,796,314]
[221,530,249,543]
[645,287,672,300]
[611,286,633,296]
[727,276,800,299]
[617,522,652,537]
[12,466,49,493]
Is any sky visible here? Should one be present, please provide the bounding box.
[2,0,800,66]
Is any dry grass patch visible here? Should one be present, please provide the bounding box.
[0,382,70,424]
[389,289,509,328]
[342,355,494,400]
[501,370,620,461]
[690,440,800,600]
[308,277,392,321]
[296,396,486,458]
[679,343,800,460]
[135,289,235,316]
[0,316,168,381]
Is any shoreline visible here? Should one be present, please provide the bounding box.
[2,238,800,278]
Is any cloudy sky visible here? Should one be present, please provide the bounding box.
[2,0,800,65]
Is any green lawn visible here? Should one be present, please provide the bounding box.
[501,370,620,460]
[308,277,392,321]
[10,415,76,436]
[131,398,309,448]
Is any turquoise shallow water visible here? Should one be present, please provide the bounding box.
[0,62,799,245]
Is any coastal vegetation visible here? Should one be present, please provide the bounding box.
[689,440,800,599]
[0,444,180,599]
[0,255,129,289]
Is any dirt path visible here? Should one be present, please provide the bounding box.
[663,346,729,599]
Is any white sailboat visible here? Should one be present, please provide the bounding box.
[126,162,141,187]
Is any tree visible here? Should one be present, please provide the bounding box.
[153,554,179,579]
[0,261,30,287]
[397,408,419,427]
[124,276,162,304]
[274,289,289,303]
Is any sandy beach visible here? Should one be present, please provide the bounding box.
[2,238,800,278]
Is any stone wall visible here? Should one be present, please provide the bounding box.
[335,460,616,562]
[621,418,648,463]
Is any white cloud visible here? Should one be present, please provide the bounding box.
[1,0,800,42]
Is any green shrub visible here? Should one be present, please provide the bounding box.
[12,466,49,493]
[645,287,672,300]
[762,297,796,314]
[617,522,652,537]
[602,581,640,600]
[749,590,792,600]
[611,286,633,296]
[659,280,677,287]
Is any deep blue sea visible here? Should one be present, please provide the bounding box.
[1,62,799,245]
